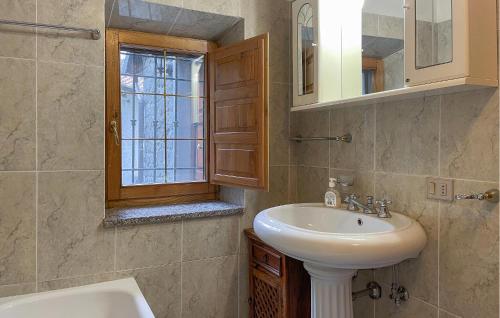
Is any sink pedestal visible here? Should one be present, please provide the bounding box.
[304,263,357,318]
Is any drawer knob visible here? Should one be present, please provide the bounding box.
[263,254,269,263]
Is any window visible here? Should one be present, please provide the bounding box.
[106,29,269,207]
[119,48,206,186]
[362,57,384,94]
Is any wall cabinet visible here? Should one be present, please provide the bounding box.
[245,229,310,318]
[291,0,498,110]
[404,0,497,86]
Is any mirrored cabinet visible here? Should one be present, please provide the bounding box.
[291,0,498,109]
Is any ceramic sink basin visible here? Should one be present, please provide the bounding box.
[253,203,427,269]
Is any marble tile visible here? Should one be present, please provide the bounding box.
[37,0,105,66]
[219,186,244,205]
[217,19,245,47]
[378,15,404,40]
[330,104,375,171]
[183,0,241,17]
[296,166,329,203]
[108,0,181,35]
[182,215,239,261]
[116,263,181,318]
[269,83,290,166]
[353,270,375,318]
[331,169,374,201]
[241,0,290,83]
[238,253,250,318]
[0,173,36,285]
[116,222,181,270]
[436,20,453,65]
[375,286,438,318]
[169,9,240,41]
[438,309,461,318]
[37,171,113,281]
[37,62,104,171]
[0,282,36,298]
[38,272,116,292]
[439,180,499,318]
[374,173,439,305]
[182,255,238,318]
[0,0,36,59]
[384,49,405,91]
[288,165,298,203]
[416,20,433,68]
[440,89,499,182]
[291,110,330,167]
[376,96,440,175]
[0,58,36,171]
[362,13,378,37]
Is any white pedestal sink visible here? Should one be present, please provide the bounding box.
[253,203,427,318]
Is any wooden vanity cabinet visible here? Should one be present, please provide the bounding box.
[245,229,310,318]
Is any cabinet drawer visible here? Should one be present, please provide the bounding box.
[252,243,281,276]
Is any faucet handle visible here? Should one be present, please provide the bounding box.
[344,193,358,203]
[375,199,392,218]
[366,196,374,205]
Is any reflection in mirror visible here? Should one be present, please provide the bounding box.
[362,0,405,95]
[297,3,314,96]
[416,0,452,69]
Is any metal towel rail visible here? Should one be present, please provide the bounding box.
[290,133,352,143]
[0,19,101,40]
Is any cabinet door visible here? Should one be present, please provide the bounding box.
[208,34,269,190]
[250,268,283,318]
[292,0,318,106]
[404,0,467,85]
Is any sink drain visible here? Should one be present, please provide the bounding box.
[357,218,363,226]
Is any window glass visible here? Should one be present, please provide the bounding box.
[119,47,206,186]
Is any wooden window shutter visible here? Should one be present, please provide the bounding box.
[209,34,269,191]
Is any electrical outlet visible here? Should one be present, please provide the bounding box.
[427,177,454,201]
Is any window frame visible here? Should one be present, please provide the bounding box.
[362,56,385,93]
[105,29,218,208]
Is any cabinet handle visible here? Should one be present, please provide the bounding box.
[263,254,269,263]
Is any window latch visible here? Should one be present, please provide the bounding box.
[110,119,120,146]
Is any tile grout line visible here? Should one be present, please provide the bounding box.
[34,0,39,293]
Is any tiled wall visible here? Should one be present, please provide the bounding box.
[291,88,499,317]
[0,0,291,318]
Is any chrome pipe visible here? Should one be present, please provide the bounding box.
[0,19,101,40]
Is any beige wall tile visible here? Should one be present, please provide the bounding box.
[182,255,238,318]
[330,105,375,171]
[331,169,374,200]
[182,215,239,261]
[353,270,375,318]
[374,173,439,305]
[238,253,250,318]
[0,58,36,171]
[439,180,499,317]
[241,0,290,83]
[269,83,291,166]
[37,171,113,281]
[183,0,241,17]
[375,285,438,317]
[291,110,330,167]
[37,0,104,66]
[37,62,104,171]
[38,272,116,292]
[0,173,36,285]
[116,263,181,318]
[438,309,461,318]
[440,89,499,182]
[0,0,36,59]
[376,97,440,175]
[296,166,329,203]
[0,282,36,298]
[116,222,181,270]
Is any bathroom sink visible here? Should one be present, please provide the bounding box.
[254,203,427,269]
[254,203,427,318]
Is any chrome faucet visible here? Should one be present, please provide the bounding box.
[345,194,377,214]
[345,194,392,218]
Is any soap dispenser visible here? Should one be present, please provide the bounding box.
[325,178,341,208]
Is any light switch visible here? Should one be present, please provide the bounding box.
[427,177,454,201]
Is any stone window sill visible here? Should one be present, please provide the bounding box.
[103,201,244,228]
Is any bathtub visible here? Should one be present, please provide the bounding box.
[0,278,154,318]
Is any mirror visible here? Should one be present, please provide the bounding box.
[361,0,405,95]
[297,3,314,96]
[415,0,453,69]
